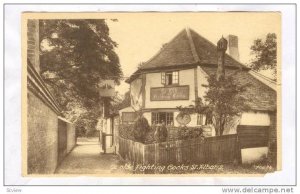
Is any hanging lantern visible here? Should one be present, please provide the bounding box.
[216,36,228,81]
[217,36,228,52]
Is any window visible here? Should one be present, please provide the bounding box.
[197,113,213,125]
[161,72,165,85]
[197,114,205,125]
[173,71,178,84]
[205,113,213,125]
[161,71,179,85]
[152,112,174,126]
[166,72,173,85]
[166,113,174,126]
[152,112,160,125]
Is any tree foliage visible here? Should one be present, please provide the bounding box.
[39,19,123,132]
[203,73,249,136]
[40,19,123,102]
[250,33,277,79]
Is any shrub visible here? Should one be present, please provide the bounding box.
[119,124,134,141]
[119,123,204,144]
[86,129,99,137]
[133,116,150,143]
[178,126,204,140]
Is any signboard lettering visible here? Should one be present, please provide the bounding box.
[150,86,189,101]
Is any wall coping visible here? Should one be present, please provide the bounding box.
[27,60,61,114]
[58,116,73,124]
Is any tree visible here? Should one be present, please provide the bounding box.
[39,19,123,102]
[201,36,249,136]
[39,19,123,132]
[202,74,249,136]
[249,33,277,80]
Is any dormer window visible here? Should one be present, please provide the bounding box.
[161,71,179,85]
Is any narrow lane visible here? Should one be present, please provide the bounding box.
[55,137,129,174]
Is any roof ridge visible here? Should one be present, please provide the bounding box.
[185,27,200,63]
[139,28,187,69]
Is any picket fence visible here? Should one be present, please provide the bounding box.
[118,134,238,165]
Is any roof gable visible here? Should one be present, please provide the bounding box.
[139,29,197,70]
[138,28,248,71]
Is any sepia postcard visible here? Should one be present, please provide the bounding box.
[21,12,281,177]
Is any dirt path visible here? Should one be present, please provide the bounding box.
[55,137,129,174]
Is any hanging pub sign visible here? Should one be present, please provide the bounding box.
[99,80,115,97]
[176,112,191,126]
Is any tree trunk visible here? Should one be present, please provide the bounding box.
[220,116,225,136]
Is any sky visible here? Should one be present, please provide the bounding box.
[104,12,281,95]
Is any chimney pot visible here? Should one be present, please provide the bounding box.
[226,35,240,62]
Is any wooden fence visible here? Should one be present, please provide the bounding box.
[118,134,238,165]
[237,125,269,149]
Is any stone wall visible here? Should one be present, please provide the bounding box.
[27,91,58,174]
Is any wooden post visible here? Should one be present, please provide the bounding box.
[216,36,228,81]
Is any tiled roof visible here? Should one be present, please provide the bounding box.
[190,29,245,68]
[201,67,277,111]
[139,29,197,70]
[138,28,248,70]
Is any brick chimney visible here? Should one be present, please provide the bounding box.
[226,35,240,62]
[27,19,40,73]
